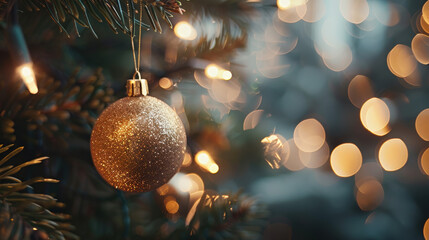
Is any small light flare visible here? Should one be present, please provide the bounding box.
[360,98,390,136]
[17,63,38,94]
[174,21,197,40]
[378,138,408,172]
[261,134,289,169]
[339,0,369,24]
[416,109,429,141]
[195,150,219,174]
[348,75,374,108]
[330,143,362,177]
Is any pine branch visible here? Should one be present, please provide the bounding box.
[0,144,77,240]
[0,68,114,147]
[5,0,185,37]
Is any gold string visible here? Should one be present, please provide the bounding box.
[127,1,143,79]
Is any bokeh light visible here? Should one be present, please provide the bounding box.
[182,152,192,167]
[360,98,390,136]
[283,139,305,171]
[243,109,264,130]
[339,0,369,24]
[330,143,362,177]
[299,141,329,168]
[355,162,383,188]
[424,218,429,240]
[419,148,429,176]
[277,0,307,10]
[356,179,384,211]
[423,1,429,25]
[378,138,408,172]
[416,109,429,141]
[293,118,326,152]
[159,77,173,89]
[412,34,429,65]
[174,21,197,40]
[387,44,417,78]
[164,196,179,214]
[348,75,374,108]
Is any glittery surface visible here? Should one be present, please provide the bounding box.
[90,96,186,192]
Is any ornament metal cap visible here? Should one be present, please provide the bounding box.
[127,79,149,97]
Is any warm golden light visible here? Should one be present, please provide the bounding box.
[17,63,38,94]
[195,150,219,174]
[205,64,220,79]
[356,179,384,211]
[420,148,429,176]
[424,218,429,240]
[174,21,197,40]
[330,143,362,177]
[423,1,429,26]
[348,75,374,108]
[412,34,429,65]
[360,98,390,136]
[416,109,429,141]
[340,0,369,24]
[222,70,232,80]
[387,44,417,78]
[277,2,307,23]
[378,138,408,172]
[164,196,179,214]
[159,77,173,89]
[293,118,326,152]
[300,0,324,23]
[277,0,307,10]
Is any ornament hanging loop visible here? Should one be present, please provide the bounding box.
[133,71,142,80]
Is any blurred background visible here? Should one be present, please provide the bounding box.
[1,0,429,239]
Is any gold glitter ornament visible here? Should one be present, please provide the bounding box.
[90,79,186,192]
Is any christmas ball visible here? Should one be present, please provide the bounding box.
[90,95,186,192]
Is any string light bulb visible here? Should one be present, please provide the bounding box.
[195,150,219,174]
[174,21,197,40]
[16,63,38,94]
[204,64,233,80]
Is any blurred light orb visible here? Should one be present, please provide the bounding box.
[420,148,429,176]
[222,70,232,80]
[209,163,219,174]
[412,34,429,65]
[416,109,429,141]
[277,3,307,23]
[195,150,219,174]
[299,141,329,168]
[243,109,264,131]
[283,139,305,171]
[355,162,383,188]
[277,0,307,10]
[164,197,180,214]
[17,63,38,94]
[330,143,362,177]
[159,77,173,89]
[300,0,325,23]
[378,138,408,172]
[423,1,429,26]
[360,98,390,136]
[205,64,220,79]
[356,179,384,211]
[387,44,417,78]
[339,0,369,24]
[424,218,429,240]
[319,44,353,72]
[182,152,192,167]
[348,75,374,108]
[293,118,326,152]
[174,21,197,40]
